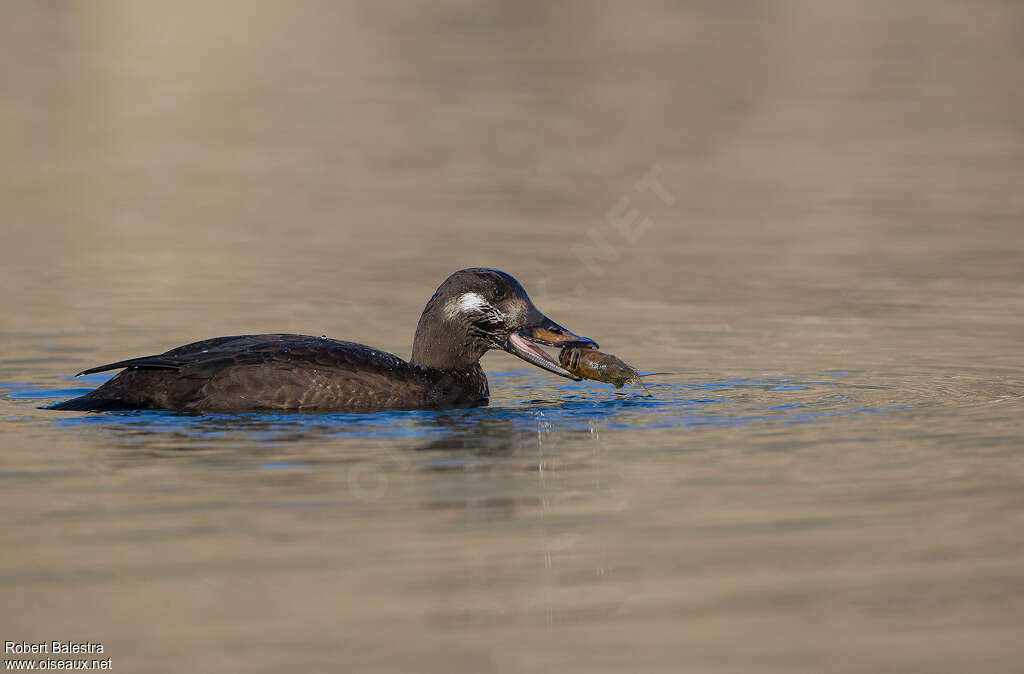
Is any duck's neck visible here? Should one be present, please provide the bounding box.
[409,309,490,407]
[410,313,487,372]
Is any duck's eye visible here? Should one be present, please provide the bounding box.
[491,286,507,300]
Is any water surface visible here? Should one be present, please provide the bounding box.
[2,2,1024,672]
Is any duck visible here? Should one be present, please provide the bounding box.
[49,268,597,413]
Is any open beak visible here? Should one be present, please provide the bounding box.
[503,312,598,380]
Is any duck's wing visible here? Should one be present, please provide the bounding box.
[77,334,339,376]
[185,338,424,411]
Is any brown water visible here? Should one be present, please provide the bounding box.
[3,2,1024,672]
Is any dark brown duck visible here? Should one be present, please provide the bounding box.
[50,268,596,413]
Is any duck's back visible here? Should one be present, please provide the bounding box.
[51,334,485,412]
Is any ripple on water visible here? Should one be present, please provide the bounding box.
[0,368,937,450]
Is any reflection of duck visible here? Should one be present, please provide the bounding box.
[51,269,596,413]
[414,415,530,455]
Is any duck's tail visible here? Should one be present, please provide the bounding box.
[48,365,168,411]
[48,391,138,411]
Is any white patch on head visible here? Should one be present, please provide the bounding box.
[445,292,491,321]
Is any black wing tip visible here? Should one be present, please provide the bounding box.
[76,364,119,376]
[75,359,180,376]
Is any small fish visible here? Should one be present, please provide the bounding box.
[559,347,652,393]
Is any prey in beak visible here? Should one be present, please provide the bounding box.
[504,313,597,380]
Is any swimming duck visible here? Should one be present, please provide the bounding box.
[50,268,597,412]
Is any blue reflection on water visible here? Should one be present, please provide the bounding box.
[1,369,908,450]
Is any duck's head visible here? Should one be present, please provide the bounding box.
[411,268,597,378]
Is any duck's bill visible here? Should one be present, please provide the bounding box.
[504,320,598,380]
